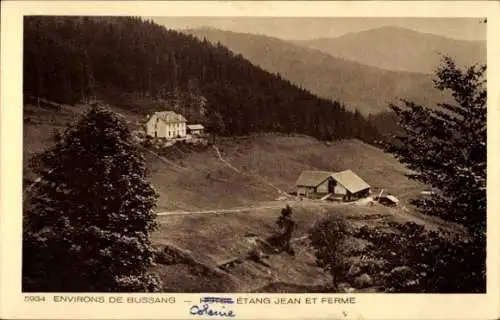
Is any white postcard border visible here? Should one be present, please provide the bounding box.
[1,1,499,319]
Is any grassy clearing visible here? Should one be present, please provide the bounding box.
[147,135,426,211]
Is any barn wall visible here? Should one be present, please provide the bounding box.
[353,188,371,198]
[297,186,314,196]
[334,183,347,195]
[316,179,330,193]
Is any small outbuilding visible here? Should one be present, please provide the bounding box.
[187,124,205,136]
[331,169,371,201]
[378,194,399,206]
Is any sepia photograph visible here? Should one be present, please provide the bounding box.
[20,14,488,295]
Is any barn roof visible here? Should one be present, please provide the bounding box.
[331,170,370,194]
[296,170,333,187]
[187,124,205,130]
[151,111,187,123]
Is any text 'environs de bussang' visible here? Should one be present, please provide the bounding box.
[46,295,356,305]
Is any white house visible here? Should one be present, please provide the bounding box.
[146,111,187,139]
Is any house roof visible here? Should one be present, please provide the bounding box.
[296,170,333,187]
[151,111,187,123]
[331,169,370,194]
[187,124,205,130]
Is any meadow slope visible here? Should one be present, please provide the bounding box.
[147,135,425,212]
[147,135,468,292]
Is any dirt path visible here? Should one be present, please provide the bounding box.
[156,201,330,216]
[155,198,463,234]
[156,200,357,217]
[156,204,285,216]
[212,145,241,173]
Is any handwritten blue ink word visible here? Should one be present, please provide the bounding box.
[190,303,236,317]
[200,297,234,304]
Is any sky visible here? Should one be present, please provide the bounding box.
[150,17,486,42]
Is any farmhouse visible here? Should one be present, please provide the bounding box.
[187,124,205,136]
[146,111,187,139]
[295,171,335,197]
[331,169,371,201]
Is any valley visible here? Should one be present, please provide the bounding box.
[20,16,484,295]
[141,134,464,292]
[23,103,465,292]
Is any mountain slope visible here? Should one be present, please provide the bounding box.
[184,27,449,115]
[24,16,379,143]
[148,135,463,292]
[295,26,486,74]
[147,136,425,212]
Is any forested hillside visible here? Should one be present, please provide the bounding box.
[24,16,380,143]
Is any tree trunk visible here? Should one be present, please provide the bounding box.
[331,273,338,292]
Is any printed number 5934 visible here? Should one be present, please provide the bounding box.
[24,295,46,302]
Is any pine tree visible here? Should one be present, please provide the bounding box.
[206,109,225,144]
[386,56,486,234]
[383,56,486,292]
[309,215,350,290]
[23,105,162,292]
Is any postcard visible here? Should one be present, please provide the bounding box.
[1,1,499,319]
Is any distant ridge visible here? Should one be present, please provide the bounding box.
[184,27,449,115]
[294,26,486,74]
